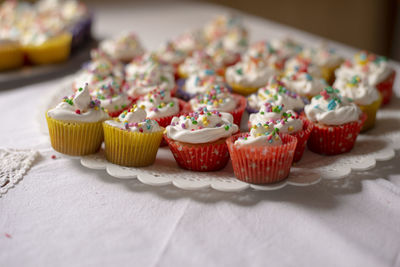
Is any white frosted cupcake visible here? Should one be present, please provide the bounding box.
[173,29,207,55]
[282,68,328,99]
[124,53,176,98]
[177,50,217,79]
[99,31,145,62]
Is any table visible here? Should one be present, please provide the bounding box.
[1,2,400,267]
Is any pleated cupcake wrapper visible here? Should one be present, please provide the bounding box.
[226,133,297,184]
[292,118,314,162]
[359,96,382,132]
[103,123,164,167]
[376,70,395,106]
[46,114,104,156]
[176,78,233,101]
[305,113,367,155]
[164,136,230,171]
[229,82,259,96]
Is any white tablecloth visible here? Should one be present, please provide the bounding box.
[1,2,400,267]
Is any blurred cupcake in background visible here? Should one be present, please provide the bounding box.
[155,40,187,79]
[99,31,145,63]
[335,50,395,105]
[268,37,303,61]
[333,75,381,131]
[203,13,246,43]
[177,50,219,79]
[173,29,207,56]
[205,39,241,70]
[124,52,176,98]
[176,68,227,101]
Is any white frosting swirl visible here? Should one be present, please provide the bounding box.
[183,69,226,95]
[206,39,239,68]
[235,124,282,146]
[90,83,131,113]
[156,41,186,66]
[125,53,175,97]
[99,32,145,62]
[284,56,323,78]
[166,108,238,144]
[333,75,380,106]
[247,77,305,111]
[222,27,248,54]
[301,45,343,68]
[304,87,362,126]
[105,106,162,133]
[178,50,216,77]
[282,71,327,97]
[173,29,207,54]
[47,84,109,122]
[225,57,279,88]
[136,89,180,119]
[189,86,237,112]
[335,51,392,86]
[269,38,303,59]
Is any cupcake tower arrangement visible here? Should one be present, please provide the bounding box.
[0,0,92,71]
[46,13,397,185]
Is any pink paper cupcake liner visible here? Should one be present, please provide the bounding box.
[305,113,367,155]
[164,136,230,171]
[226,133,298,184]
[376,70,396,106]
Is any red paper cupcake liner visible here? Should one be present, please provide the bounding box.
[305,113,367,155]
[291,118,314,162]
[226,133,297,184]
[376,70,396,106]
[164,136,230,171]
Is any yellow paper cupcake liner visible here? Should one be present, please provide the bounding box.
[229,82,259,96]
[359,95,382,132]
[103,123,164,167]
[46,114,104,156]
[23,33,72,65]
[0,43,24,71]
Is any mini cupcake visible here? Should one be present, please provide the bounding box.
[221,26,248,55]
[304,87,366,155]
[90,82,132,118]
[301,45,343,84]
[225,54,280,96]
[226,125,297,184]
[268,37,303,60]
[164,108,239,171]
[124,53,176,98]
[46,84,109,156]
[73,55,124,92]
[333,75,381,131]
[99,31,145,63]
[103,106,164,167]
[203,13,246,43]
[246,40,287,70]
[281,67,328,99]
[136,88,186,128]
[335,51,395,105]
[173,29,207,56]
[206,39,241,69]
[248,103,313,162]
[177,50,218,79]
[247,76,305,113]
[189,85,246,126]
[176,68,227,101]
[284,55,324,79]
[155,41,187,78]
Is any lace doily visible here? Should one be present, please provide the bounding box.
[0,149,39,196]
[39,78,400,192]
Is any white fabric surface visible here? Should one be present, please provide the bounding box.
[1,2,400,267]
